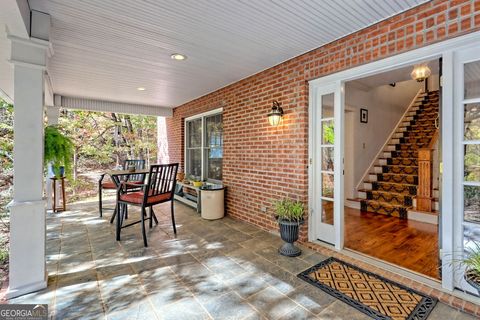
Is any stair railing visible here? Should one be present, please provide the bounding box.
[416,129,439,212]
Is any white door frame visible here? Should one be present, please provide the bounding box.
[307,30,480,292]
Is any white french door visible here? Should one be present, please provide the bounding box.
[453,46,480,295]
[309,82,344,248]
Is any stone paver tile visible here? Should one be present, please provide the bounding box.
[247,286,299,319]
[202,291,257,320]
[225,271,270,299]
[427,302,478,320]
[278,306,318,320]
[107,300,158,320]
[155,296,211,320]
[286,283,336,315]
[316,301,371,320]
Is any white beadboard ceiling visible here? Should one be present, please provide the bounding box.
[25,0,428,108]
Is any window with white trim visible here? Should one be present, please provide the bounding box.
[185,110,223,181]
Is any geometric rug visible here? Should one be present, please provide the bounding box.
[297,257,437,320]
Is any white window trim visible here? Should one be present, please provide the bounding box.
[184,107,223,182]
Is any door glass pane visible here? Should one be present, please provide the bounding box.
[464,61,480,99]
[322,120,335,145]
[464,185,480,223]
[464,144,480,182]
[187,119,202,148]
[187,149,201,178]
[464,224,480,247]
[464,103,480,140]
[321,173,334,198]
[321,200,334,225]
[321,147,334,171]
[321,93,334,118]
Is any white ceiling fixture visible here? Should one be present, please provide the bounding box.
[171,53,187,61]
[13,0,429,109]
[137,87,146,91]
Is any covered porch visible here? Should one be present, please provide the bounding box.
[6,200,468,319]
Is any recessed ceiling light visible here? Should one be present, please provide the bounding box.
[171,53,187,61]
[137,87,146,91]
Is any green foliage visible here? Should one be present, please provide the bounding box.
[0,248,8,264]
[44,126,74,177]
[464,242,480,279]
[274,199,305,222]
[323,123,334,144]
[0,99,13,170]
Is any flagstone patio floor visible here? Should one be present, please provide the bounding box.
[8,200,476,319]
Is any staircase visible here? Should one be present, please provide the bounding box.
[358,90,439,219]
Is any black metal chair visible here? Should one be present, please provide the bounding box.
[98,159,146,218]
[116,163,179,247]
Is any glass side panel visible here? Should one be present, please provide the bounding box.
[321,147,334,171]
[464,144,480,182]
[321,173,334,198]
[321,93,334,118]
[464,103,480,140]
[322,120,335,145]
[320,200,334,225]
[464,61,480,99]
[206,113,223,147]
[464,185,480,224]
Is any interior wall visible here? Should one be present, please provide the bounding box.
[344,79,422,198]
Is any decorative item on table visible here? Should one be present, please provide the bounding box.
[192,180,203,187]
[273,198,305,257]
[44,125,74,178]
[177,172,185,181]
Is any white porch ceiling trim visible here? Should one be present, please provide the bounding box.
[54,95,172,117]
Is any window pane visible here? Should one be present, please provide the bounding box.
[321,147,334,171]
[464,185,480,223]
[187,119,202,148]
[321,200,334,225]
[464,144,480,182]
[322,120,334,145]
[464,61,480,99]
[187,149,201,178]
[206,114,223,147]
[206,148,222,181]
[464,224,480,248]
[321,173,334,198]
[321,93,334,118]
[464,103,480,140]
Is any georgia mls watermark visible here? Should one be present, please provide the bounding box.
[0,304,48,320]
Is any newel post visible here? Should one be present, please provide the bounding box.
[417,148,433,212]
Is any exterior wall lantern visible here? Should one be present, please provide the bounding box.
[268,100,284,126]
[411,64,431,82]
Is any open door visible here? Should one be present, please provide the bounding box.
[309,82,344,248]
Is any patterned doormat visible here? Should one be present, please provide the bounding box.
[298,257,437,320]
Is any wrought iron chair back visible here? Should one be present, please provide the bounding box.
[124,159,146,182]
[143,163,179,205]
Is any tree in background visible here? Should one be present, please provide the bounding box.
[58,109,158,200]
[0,98,13,208]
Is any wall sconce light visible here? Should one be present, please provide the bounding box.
[268,100,283,126]
[411,64,431,82]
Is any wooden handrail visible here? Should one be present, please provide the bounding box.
[416,129,439,212]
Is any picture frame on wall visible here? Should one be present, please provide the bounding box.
[360,108,368,123]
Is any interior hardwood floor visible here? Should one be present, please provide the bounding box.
[343,207,440,280]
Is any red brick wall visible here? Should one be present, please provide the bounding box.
[166,0,480,239]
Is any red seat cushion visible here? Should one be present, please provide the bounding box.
[102,181,117,189]
[120,191,171,204]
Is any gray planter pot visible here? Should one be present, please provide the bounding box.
[465,271,480,295]
[278,219,302,257]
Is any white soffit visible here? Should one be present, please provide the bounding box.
[28,0,428,108]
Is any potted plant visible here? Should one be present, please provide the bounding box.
[44,125,74,178]
[274,199,305,257]
[462,242,480,294]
